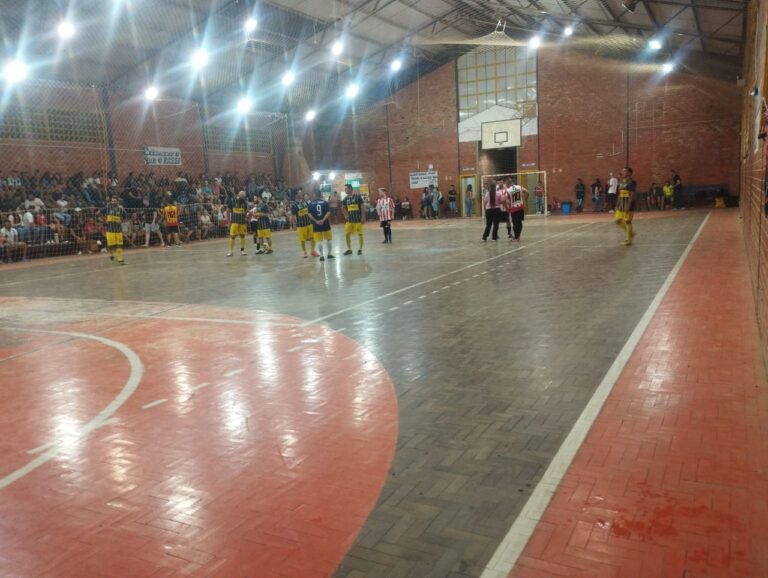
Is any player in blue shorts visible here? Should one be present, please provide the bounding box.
[308,190,334,262]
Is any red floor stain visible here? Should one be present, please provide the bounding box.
[0,303,398,576]
[510,210,768,578]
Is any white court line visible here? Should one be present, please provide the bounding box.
[404,301,414,306]
[224,368,244,378]
[26,417,121,455]
[418,295,427,299]
[388,306,399,311]
[191,382,211,392]
[141,399,168,409]
[108,312,301,328]
[480,212,711,578]
[0,328,143,490]
[301,224,594,327]
[287,346,302,353]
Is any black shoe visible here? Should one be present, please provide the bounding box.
[343,249,353,255]
[319,256,325,262]
[118,260,126,265]
[382,240,388,244]
[109,255,114,261]
[357,249,362,255]
[328,254,335,259]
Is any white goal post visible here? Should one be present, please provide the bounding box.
[480,171,548,216]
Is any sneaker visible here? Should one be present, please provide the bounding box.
[622,240,632,246]
[311,251,320,257]
[343,249,353,255]
[319,256,325,262]
[226,252,233,257]
[357,249,362,255]
[256,249,264,255]
[327,254,335,259]
[118,260,126,265]
[303,251,308,258]
[109,255,114,261]
[266,249,273,254]
[382,240,388,244]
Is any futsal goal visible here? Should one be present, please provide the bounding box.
[480,171,548,216]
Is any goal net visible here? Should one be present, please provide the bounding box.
[480,171,548,216]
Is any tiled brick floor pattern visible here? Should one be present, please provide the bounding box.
[0,212,732,576]
[509,210,768,578]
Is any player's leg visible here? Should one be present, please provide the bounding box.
[326,231,334,258]
[116,233,125,263]
[357,223,364,254]
[239,228,246,254]
[506,212,512,238]
[344,222,353,254]
[228,224,236,255]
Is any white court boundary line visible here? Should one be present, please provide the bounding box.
[302,223,596,326]
[0,328,144,490]
[481,212,712,578]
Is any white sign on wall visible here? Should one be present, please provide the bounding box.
[409,170,438,189]
[144,146,182,166]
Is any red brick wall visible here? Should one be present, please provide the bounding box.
[740,0,768,363]
[303,63,460,208]
[537,47,740,200]
[0,82,109,174]
[0,85,276,179]
[109,95,206,178]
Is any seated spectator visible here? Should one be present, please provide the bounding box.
[0,219,28,262]
[199,209,214,238]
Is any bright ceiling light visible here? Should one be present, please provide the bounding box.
[649,39,662,51]
[528,35,542,49]
[2,59,27,84]
[331,41,343,56]
[58,20,76,40]
[345,83,359,98]
[237,96,252,114]
[312,172,320,181]
[329,172,336,180]
[144,85,159,100]
[305,109,316,121]
[245,17,257,32]
[282,71,295,86]
[191,49,209,70]
[564,26,573,37]
[662,61,674,74]
[390,58,402,72]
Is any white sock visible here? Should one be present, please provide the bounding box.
[326,240,332,254]
[318,243,324,256]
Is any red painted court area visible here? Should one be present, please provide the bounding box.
[0,303,398,576]
[508,211,768,577]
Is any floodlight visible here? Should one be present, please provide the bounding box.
[390,58,402,72]
[662,62,674,74]
[332,41,343,56]
[528,35,542,49]
[237,96,252,114]
[305,109,317,121]
[649,39,662,51]
[282,71,295,86]
[192,49,208,70]
[329,172,336,180]
[564,26,573,37]
[312,172,320,181]
[345,83,359,98]
[58,20,76,40]
[245,17,257,32]
[2,59,27,84]
[144,85,159,100]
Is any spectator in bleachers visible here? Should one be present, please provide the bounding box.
[0,219,28,262]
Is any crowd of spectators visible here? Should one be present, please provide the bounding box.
[0,168,300,262]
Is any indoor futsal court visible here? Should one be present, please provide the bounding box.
[1,0,768,577]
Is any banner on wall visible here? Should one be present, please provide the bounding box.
[143,146,182,166]
[409,170,438,189]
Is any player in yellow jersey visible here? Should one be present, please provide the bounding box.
[342,183,365,255]
[615,167,636,246]
[255,196,273,255]
[291,191,317,258]
[227,190,248,257]
[102,195,127,265]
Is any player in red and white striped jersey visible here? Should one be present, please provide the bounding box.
[375,188,395,244]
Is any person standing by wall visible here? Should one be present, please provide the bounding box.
[464,183,474,217]
[607,172,619,213]
[591,178,603,212]
[375,188,395,244]
[574,178,586,213]
[615,167,636,246]
[671,170,684,210]
[662,181,673,210]
[447,185,458,217]
[534,181,545,214]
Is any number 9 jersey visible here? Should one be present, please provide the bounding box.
[308,198,331,231]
